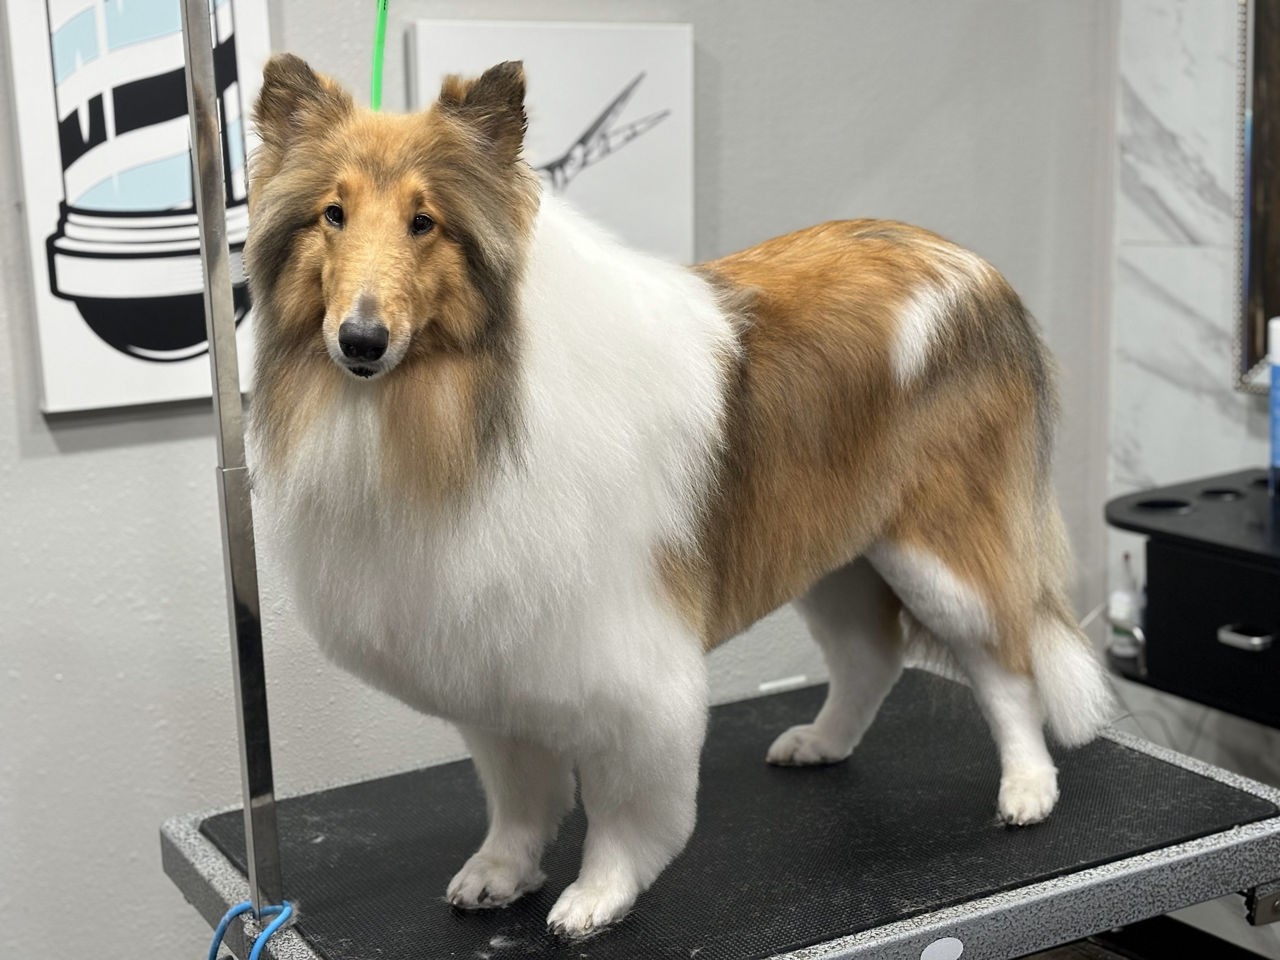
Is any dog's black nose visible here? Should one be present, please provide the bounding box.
[338,320,388,362]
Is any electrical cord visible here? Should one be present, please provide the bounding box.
[207,900,294,960]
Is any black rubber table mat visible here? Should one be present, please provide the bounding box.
[202,670,1278,960]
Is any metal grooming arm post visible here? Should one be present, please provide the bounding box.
[180,0,283,914]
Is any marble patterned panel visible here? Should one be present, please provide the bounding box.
[1172,897,1280,960]
[1111,678,1280,787]
[1117,0,1239,245]
[1108,243,1267,583]
[1110,244,1268,494]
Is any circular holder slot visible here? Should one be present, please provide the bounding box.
[1199,487,1244,501]
[1135,497,1193,513]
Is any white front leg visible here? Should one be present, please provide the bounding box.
[546,657,707,937]
[447,727,576,909]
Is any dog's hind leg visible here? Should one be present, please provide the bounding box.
[447,727,576,909]
[867,540,1059,825]
[767,559,905,765]
[949,637,1059,824]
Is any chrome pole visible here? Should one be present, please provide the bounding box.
[180,0,283,914]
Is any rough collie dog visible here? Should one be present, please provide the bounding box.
[246,55,1112,936]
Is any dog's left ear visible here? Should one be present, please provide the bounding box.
[438,60,527,164]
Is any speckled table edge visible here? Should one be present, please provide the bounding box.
[163,806,317,960]
[161,729,1280,960]
[160,754,472,960]
[783,728,1280,960]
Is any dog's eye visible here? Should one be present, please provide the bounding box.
[410,213,434,236]
[324,204,344,228]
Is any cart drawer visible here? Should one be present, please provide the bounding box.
[1144,538,1280,728]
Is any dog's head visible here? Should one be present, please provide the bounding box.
[245,54,539,381]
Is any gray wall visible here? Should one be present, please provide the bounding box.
[0,2,1116,955]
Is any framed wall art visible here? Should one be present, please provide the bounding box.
[7,0,271,412]
[408,19,694,263]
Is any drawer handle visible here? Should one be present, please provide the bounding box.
[1217,625,1274,652]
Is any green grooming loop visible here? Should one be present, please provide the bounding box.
[371,0,389,111]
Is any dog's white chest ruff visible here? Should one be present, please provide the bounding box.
[262,408,592,730]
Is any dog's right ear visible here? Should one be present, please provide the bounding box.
[254,54,352,155]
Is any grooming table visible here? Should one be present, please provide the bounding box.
[162,670,1280,960]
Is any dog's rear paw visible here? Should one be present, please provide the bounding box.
[546,880,636,937]
[446,852,544,910]
[997,767,1059,825]
[766,724,853,766]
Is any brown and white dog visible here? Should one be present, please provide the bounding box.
[245,55,1112,936]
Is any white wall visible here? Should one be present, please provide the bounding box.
[0,2,1115,956]
[1110,2,1280,956]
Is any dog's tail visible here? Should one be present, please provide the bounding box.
[1028,504,1114,747]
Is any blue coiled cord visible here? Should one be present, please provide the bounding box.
[207,900,294,960]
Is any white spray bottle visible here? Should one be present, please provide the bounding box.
[1269,320,1280,499]
[1271,317,1280,500]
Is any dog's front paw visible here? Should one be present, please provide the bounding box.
[997,767,1059,826]
[766,723,853,766]
[446,852,544,910]
[546,880,636,938]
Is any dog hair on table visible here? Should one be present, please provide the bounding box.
[245,54,1113,938]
